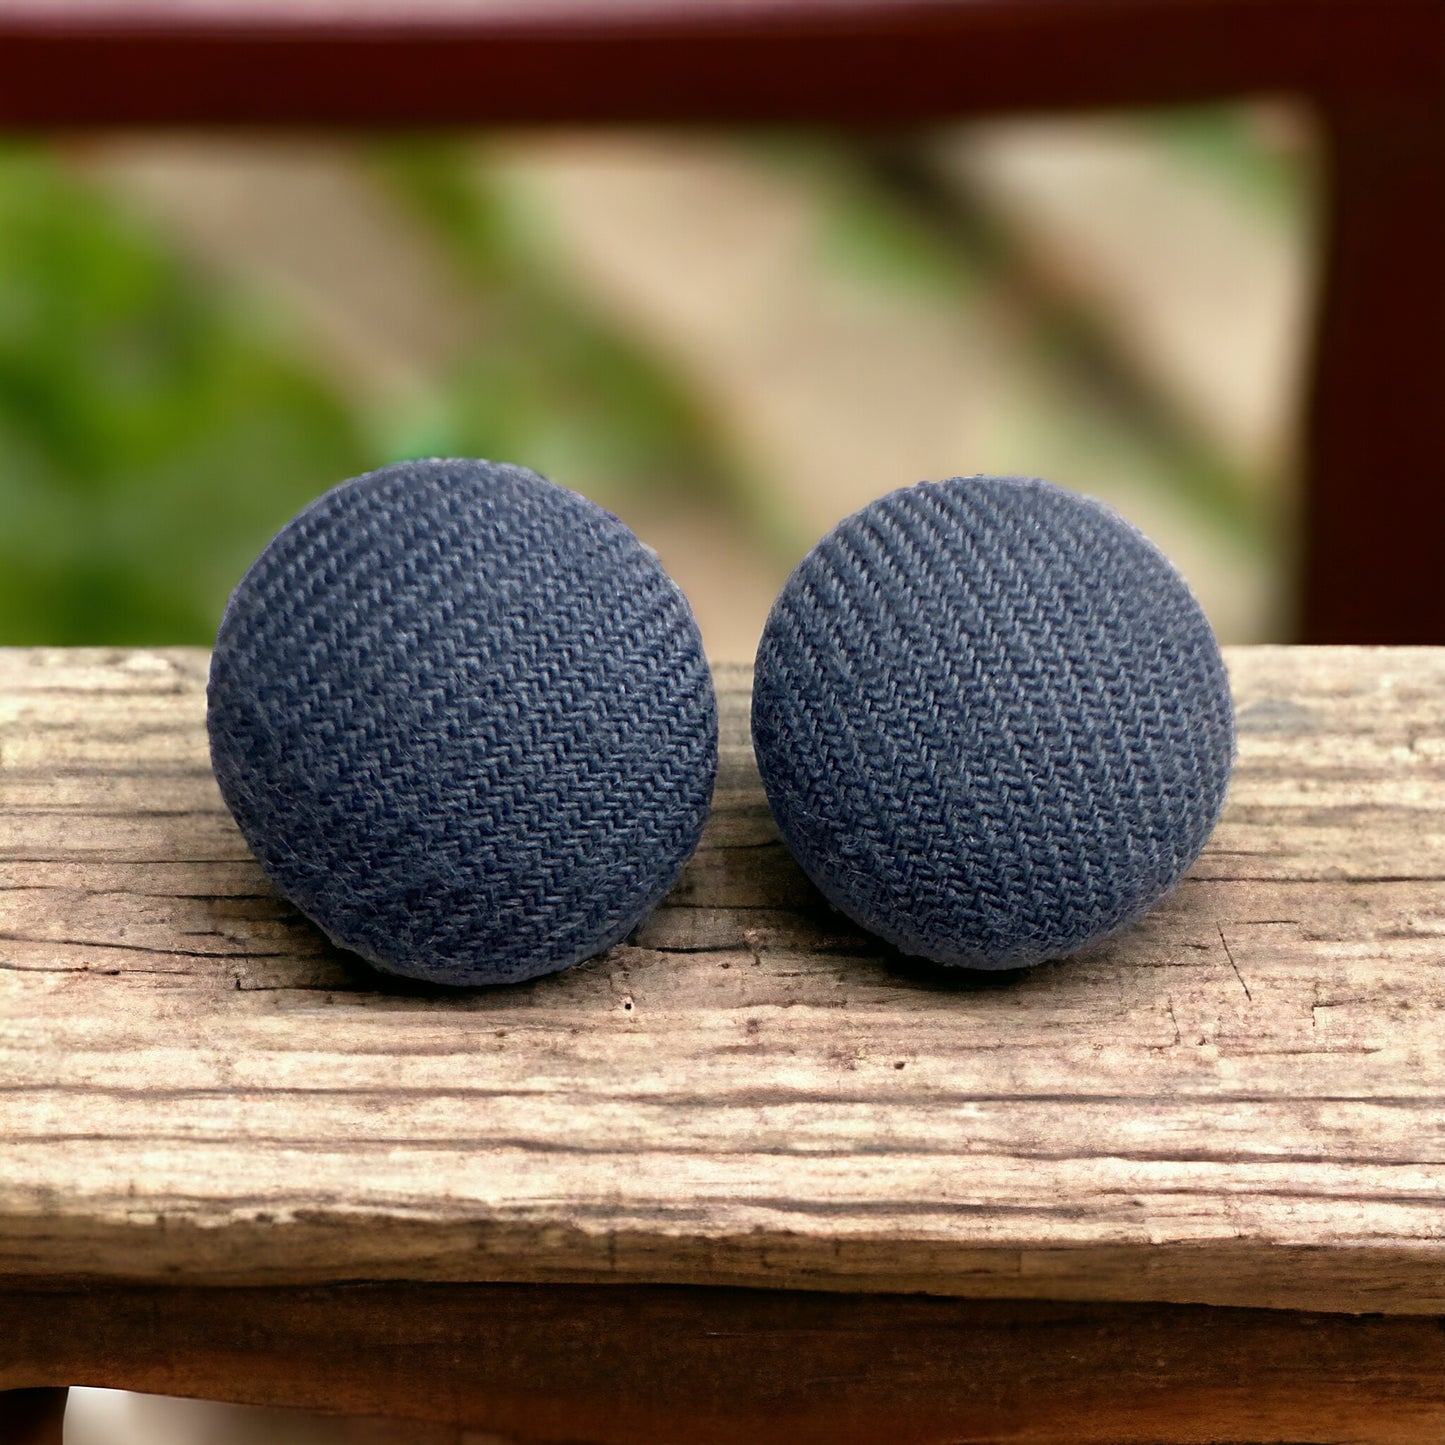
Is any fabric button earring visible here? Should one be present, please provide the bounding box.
[750,475,1235,970]
[208,458,717,987]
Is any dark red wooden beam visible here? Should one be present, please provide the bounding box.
[0,0,1439,129]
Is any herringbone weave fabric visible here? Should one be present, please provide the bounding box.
[751,476,1235,969]
[208,458,717,986]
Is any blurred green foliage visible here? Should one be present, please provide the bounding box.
[1152,108,1310,220]
[0,139,790,645]
[0,145,369,644]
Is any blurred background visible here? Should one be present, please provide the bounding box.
[0,108,1315,658]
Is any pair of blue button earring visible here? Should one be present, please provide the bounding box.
[208,458,1234,988]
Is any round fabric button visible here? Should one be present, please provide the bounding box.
[751,476,1234,969]
[208,458,717,986]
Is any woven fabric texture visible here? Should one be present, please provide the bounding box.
[751,476,1235,969]
[208,458,717,987]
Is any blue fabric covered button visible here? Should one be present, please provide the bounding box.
[751,476,1234,970]
[208,458,717,986]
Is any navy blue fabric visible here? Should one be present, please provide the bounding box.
[208,458,717,986]
[751,476,1235,969]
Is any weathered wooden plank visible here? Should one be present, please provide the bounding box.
[2,647,1444,1312]
[6,1282,1445,1445]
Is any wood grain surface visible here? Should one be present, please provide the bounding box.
[2,647,1444,1312]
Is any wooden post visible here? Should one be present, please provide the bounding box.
[1302,85,1445,641]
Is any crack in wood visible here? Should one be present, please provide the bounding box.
[1217,926,1252,1002]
